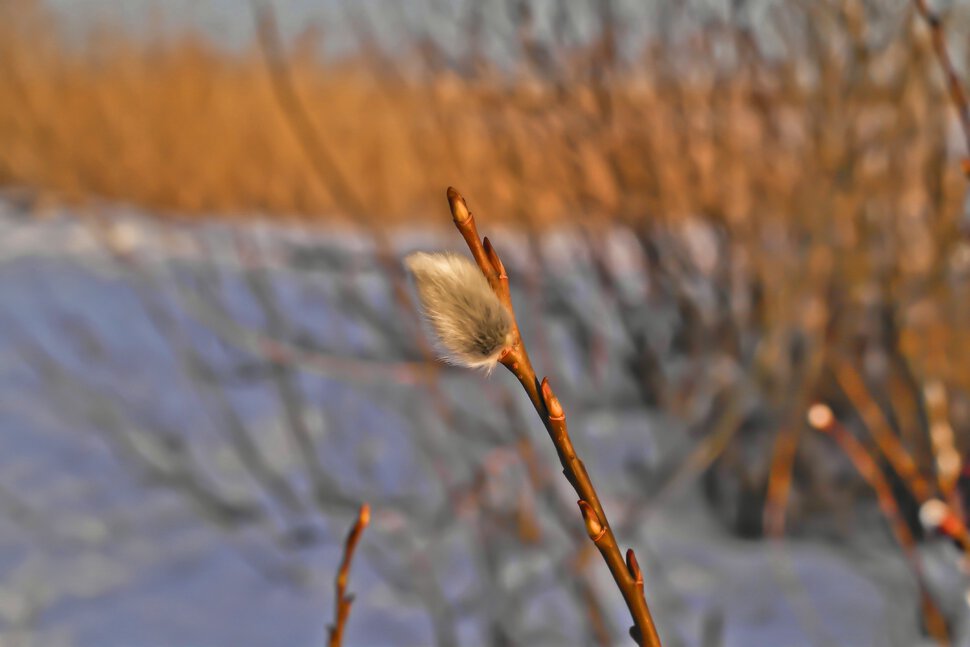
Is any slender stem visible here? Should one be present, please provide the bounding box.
[815,419,949,646]
[833,359,934,502]
[329,504,371,647]
[447,187,663,646]
[911,0,970,177]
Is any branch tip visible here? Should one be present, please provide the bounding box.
[329,502,370,647]
[447,186,471,223]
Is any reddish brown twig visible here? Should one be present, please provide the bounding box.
[833,359,934,503]
[763,423,803,539]
[807,405,949,646]
[911,0,970,177]
[329,503,371,647]
[446,187,662,647]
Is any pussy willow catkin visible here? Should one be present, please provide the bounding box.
[405,251,513,372]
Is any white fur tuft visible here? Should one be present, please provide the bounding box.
[405,251,513,372]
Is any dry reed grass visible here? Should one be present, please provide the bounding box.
[1,1,966,232]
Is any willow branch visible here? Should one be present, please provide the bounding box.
[446,187,662,647]
[832,358,934,502]
[911,0,970,176]
[808,406,949,646]
[329,503,371,647]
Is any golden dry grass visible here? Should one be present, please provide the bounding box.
[1,2,965,231]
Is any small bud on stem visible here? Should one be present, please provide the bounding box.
[626,549,644,587]
[447,186,471,224]
[541,377,565,419]
[579,500,606,541]
[483,237,507,278]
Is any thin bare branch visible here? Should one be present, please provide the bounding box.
[808,405,949,646]
[329,503,371,647]
[911,0,970,176]
[441,187,663,646]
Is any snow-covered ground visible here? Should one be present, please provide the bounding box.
[0,199,966,646]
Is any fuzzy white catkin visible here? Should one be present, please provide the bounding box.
[404,251,513,372]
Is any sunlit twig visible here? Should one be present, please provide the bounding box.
[435,187,663,646]
[328,503,371,647]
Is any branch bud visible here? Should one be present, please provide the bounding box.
[447,186,471,224]
[541,377,565,419]
[629,625,643,644]
[483,237,507,278]
[626,548,643,586]
[578,500,605,541]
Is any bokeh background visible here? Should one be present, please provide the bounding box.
[1,1,970,645]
